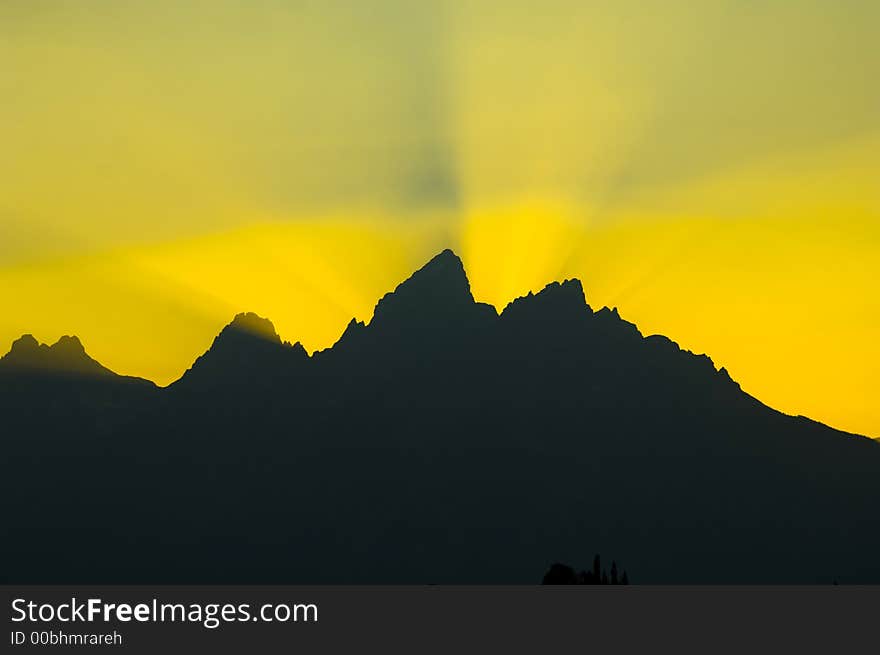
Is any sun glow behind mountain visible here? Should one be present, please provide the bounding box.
[1,1,877,436]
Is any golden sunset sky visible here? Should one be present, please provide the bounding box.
[1,1,877,436]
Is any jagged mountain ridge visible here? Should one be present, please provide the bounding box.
[0,332,154,388]
[0,249,854,430]
[159,249,756,430]
[174,250,745,402]
[2,333,118,378]
[1,249,878,584]
[170,311,308,391]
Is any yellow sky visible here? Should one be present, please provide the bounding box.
[1,1,877,436]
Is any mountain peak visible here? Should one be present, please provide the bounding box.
[9,334,41,356]
[1,334,113,377]
[52,334,86,356]
[501,278,591,321]
[205,312,287,357]
[172,312,305,388]
[430,248,463,266]
[538,279,588,308]
[225,312,282,344]
[402,249,471,297]
[370,249,480,327]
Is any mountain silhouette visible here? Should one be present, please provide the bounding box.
[2,334,117,377]
[171,312,307,392]
[0,333,156,387]
[1,250,878,584]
